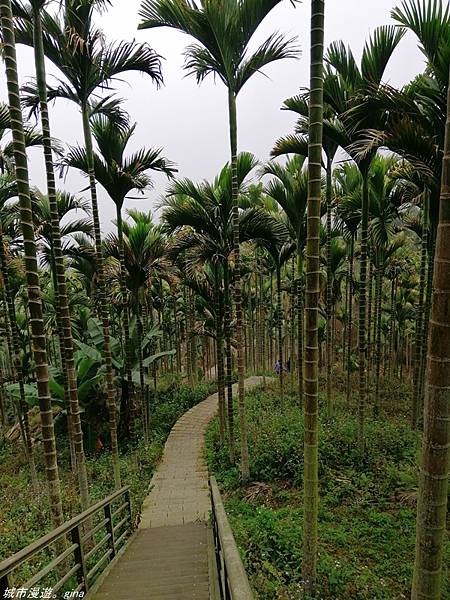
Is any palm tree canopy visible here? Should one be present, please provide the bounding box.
[64,116,177,208]
[138,0,299,94]
[13,0,163,109]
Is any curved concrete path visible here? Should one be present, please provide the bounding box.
[91,376,265,600]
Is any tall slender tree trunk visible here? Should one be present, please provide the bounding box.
[276,263,284,397]
[0,227,37,490]
[374,266,383,414]
[0,0,63,525]
[33,5,90,509]
[303,1,325,592]
[228,89,249,481]
[346,234,355,406]
[81,103,121,487]
[418,230,436,418]
[411,71,450,600]
[325,156,333,416]
[412,193,428,428]
[224,261,235,462]
[297,253,304,406]
[115,205,135,442]
[357,173,370,451]
[214,268,226,444]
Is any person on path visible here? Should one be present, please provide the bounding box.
[275,359,281,375]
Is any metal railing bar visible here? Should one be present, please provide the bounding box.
[81,518,109,544]
[23,543,78,590]
[86,549,112,582]
[84,534,111,562]
[111,502,128,519]
[0,486,130,578]
[112,515,129,535]
[114,529,129,550]
[210,476,254,600]
[51,564,81,594]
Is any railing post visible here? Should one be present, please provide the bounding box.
[104,503,117,558]
[1,573,11,598]
[125,489,132,528]
[71,524,88,593]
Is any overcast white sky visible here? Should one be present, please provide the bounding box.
[0,0,425,232]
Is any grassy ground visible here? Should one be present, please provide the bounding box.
[205,381,450,600]
[0,380,213,564]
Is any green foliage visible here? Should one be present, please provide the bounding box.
[205,385,449,599]
[0,382,212,563]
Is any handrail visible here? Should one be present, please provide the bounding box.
[210,476,254,600]
[0,486,132,597]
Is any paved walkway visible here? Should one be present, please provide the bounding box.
[90,376,264,600]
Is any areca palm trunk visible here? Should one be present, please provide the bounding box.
[228,88,249,481]
[135,309,148,446]
[412,194,428,428]
[115,205,135,441]
[32,3,90,509]
[0,0,64,527]
[411,71,450,600]
[223,261,235,462]
[418,230,436,417]
[0,227,37,490]
[303,0,325,591]
[374,266,383,414]
[358,173,370,451]
[81,102,121,488]
[214,268,226,444]
[276,263,284,396]
[346,233,355,405]
[325,156,333,416]
[297,253,304,405]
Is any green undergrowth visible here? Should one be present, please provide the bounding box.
[205,383,450,600]
[0,381,213,566]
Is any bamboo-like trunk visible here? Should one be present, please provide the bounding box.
[302,0,325,591]
[412,193,428,428]
[357,173,370,451]
[214,268,226,444]
[0,228,37,490]
[346,234,355,405]
[0,0,64,526]
[325,156,333,416]
[297,254,304,405]
[228,89,249,481]
[223,262,235,462]
[33,5,90,509]
[115,205,135,443]
[374,267,383,414]
[276,264,284,397]
[411,69,450,600]
[81,103,121,488]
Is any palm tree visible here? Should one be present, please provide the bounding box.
[349,0,449,427]
[0,176,37,489]
[104,210,170,442]
[325,25,406,449]
[162,153,286,456]
[260,156,308,401]
[64,115,175,440]
[0,0,64,527]
[411,55,450,600]
[14,0,164,483]
[272,86,339,414]
[334,163,362,403]
[302,0,325,593]
[139,0,298,481]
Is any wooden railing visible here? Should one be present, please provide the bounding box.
[210,476,254,600]
[0,486,132,598]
